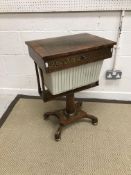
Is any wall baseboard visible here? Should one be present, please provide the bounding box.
[0,88,38,96]
[76,90,131,101]
[0,88,131,101]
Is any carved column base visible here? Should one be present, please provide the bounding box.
[44,101,98,141]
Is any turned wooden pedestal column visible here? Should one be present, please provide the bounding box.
[66,94,76,115]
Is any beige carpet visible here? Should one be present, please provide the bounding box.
[0,98,131,175]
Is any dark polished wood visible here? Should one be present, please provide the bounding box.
[26,33,116,73]
[26,33,116,141]
[44,47,112,73]
[66,94,75,115]
[26,33,116,59]
[34,62,42,95]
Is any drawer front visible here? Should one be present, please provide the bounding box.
[44,47,112,73]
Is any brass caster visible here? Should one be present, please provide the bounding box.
[55,134,61,142]
[55,125,63,142]
[92,118,98,125]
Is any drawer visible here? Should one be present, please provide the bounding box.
[44,47,112,73]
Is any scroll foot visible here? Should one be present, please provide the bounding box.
[84,114,98,125]
[43,112,58,120]
[92,117,98,125]
[55,125,63,141]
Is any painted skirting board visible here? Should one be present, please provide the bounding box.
[0,88,131,101]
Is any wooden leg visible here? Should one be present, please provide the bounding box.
[55,125,63,141]
[66,93,76,115]
[83,114,98,125]
[43,111,60,120]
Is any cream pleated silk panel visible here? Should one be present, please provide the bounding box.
[43,60,103,95]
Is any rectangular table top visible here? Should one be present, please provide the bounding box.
[26,33,116,60]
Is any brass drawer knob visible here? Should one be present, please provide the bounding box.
[80,55,87,60]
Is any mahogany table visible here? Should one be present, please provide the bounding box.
[26,33,116,141]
